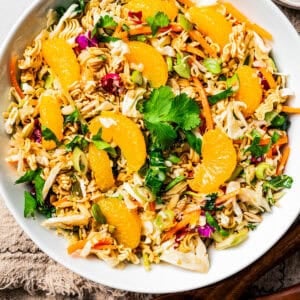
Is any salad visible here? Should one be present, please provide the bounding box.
[3,0,298,272]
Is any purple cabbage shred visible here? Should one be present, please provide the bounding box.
[100,73,123,95]
[128,11,143,24]
[75,31,98,50]
[197,224,215,238]
[31,119,42,143]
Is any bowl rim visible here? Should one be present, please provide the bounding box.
[0,0,300,294]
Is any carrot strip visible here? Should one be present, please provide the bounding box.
[259,135,288,146]
[9,55,24,99]
[162,210,200,242]
[277,145,290,175]
[281,106,300,114]
[193,77,214,130]
[149,201,156,211]
[223,2,272,40]
[189,30,217,57]
[92,237,114,250]
[259,67,276,89]
[67,239,87,254]
[183,45,205,58]
[216,189,240,205]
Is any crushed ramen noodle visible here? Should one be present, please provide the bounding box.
[3,0,296,271]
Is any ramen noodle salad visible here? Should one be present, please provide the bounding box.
[3,0,298,272]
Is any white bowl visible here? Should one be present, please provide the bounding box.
[0,0,300,294]
[273,0,300,10]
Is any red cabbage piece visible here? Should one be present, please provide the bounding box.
[258,71,270,90]
[75,31,98,50]
[128,11,143,24]
[100,73,123,95]
[197,224,215,238]
[31,119,42,143]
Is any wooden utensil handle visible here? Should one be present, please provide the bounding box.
[156,221,300,300]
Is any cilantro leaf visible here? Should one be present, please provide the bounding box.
[185,131,202,154]
[34,174,45,206]
[15,169,42,184]
[145,121,177,149]
[92,129,117,157]
[205,212,229,237]
[143,86,201,149]
[42,126,61,145]
[146,12,170,35]
[203,193,218,211]
[64,108,80,125]
[167,93,200,130]
[145,149,167,196]
[97,35,120,43]
[24,191,37,218]
[95,15,118,28]
[74,0,86,14]
[245,136,270,158]
[65,135,88,152]
[263,175,293,191]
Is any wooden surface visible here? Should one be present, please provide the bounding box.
[156,221,300,300]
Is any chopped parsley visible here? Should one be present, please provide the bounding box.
[41,126,61,146]
[203,193,218,211]
[263,174,293,191]
[91,129,117,157]
[92,15,119,42]
[146,12,170,35]
[245,136,270,158]
[65,135,88,152]
[143,86,201,149]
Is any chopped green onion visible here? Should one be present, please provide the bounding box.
[72,147,88,175]
[203,58,222,74]
[227,165,243,181]
[131,70,143,85]
[165,175,186,191]
[215,228,248,250]
[174,54,191,79]
[208,87,234,105]
[166,57,173,72]
[167,154,181,164]
[226,73,240,92]
[91,203,106,224]
[178,14,192,31]
[255,162,272,180]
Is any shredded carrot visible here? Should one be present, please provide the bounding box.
[52,199,73,208]
[259,135,288,146]
[184,45,205,58]
[189,30,217,57]
[162,210,200,242]
[277,145,290,175]
[223,2,272,40]
[193,77,214,130]
[92,237,114,250]
[216,189,240,205]
[67,239,87,254]
[258,67,277,89]
[9,55,24,99]
[281,106,300,114]
[149,201,156,211]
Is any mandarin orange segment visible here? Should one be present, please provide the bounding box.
[42,37,80,91]
[39,94,63,150]
[88,144,115,191]
[126,41,168,88]
[98,197,142,248]
[235,65,263,116]
[189,128,237,193]
[124,0,178,21]
[187,5,232,49]
[89,111,146,172]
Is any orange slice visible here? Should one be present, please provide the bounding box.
[89,111,146,172]
[39,94,63,150]
[126,41,168,88]
[124,0,178,21]
[98,197,142,248]
[235,65,262,117]
[42,37,80,91]
[189,128,236,193]
[187,5,232,49]
[88,144,115,191]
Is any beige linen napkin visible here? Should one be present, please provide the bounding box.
[0,4,299,300]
